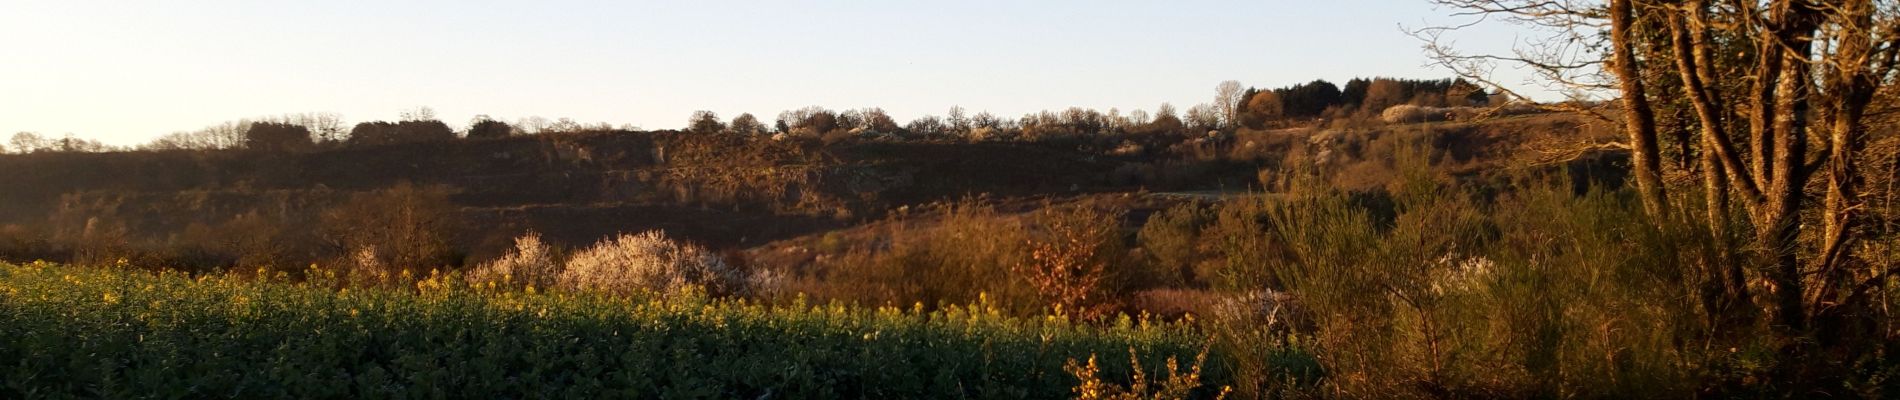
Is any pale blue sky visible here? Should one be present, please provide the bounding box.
[1,0,1546,145]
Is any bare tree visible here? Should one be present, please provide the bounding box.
[1184,104,1221,132]
[947,106,971,134]
[515,116,551,135]
[262,112,348,144]
[1214,80,1245,129]
[399,106,437,122]
[1154,103,1178,123]
[1422,0,1900,337]
[10,132,47,154]
[905,115,948,137]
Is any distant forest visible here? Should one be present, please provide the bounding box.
[3,77,1503,155]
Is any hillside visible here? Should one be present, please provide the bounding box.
[0,112,1613,268]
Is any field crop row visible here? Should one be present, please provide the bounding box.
[0,262,1274,399]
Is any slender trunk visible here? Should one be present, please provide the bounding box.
[1763,1,1819,333]
[1611,0,1670,217]
[1668,5,1732,235]
[1813,0,1878,333]
[1668,7,1746,320]
[1748,36,1782,202]
[1683,0,1761,203]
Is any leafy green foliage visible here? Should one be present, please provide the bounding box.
[0,262,1287,399]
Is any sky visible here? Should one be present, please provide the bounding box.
[0,0,1552,146]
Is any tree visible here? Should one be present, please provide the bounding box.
[320,183,460,278]
[1184,104,1221,132]
[687,110,725,134]
[1214,80,1245,129]
[348,120,455,146]
[1239,90,1285,129]
[778,106,840,137]
[1360,78,1411,115]
[243,121,314,152]
[1424,0,1900,343]
[1341,78,1373,109]
[1274,79,1343,118]
[1147,103,1184,134]
[947,106,971,134]
[729,113,765,135]
[971,111,1002,129]
[399,106,437,122]
[142,120,248,151]
[279,112,346,144]
[546,118,584,133]
[1446,79,1490,106]
[48,134,111,153]
[856,108,900,133]
[515,116,551,135]
[466,117,514,139]
[1606,0,1669,217]
[9,132,47,154]
[905,115,947,137]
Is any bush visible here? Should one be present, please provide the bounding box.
[319,183,461,280]
[558,230,744,296]
[776,199,1040,313]
[1378,104,1473,124]
[465,232,559,289]
[0,224,60,264]
[1198,170,1769,397]
[1019,203,1129,321]
[1137,203,1212,286]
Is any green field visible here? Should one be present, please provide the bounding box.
[0,262,1306,399]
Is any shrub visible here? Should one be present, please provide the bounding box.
[1200,166,1760,397]
[1137,203,1212,286]
[465,232,559,289]
[220,210,302,272]
[558,230,744,296]
[1380,104,1447,124]
[1198,200,1279,292]
[1019,203,1128,321]
[319,183,461,279]
[0,224,59,263]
